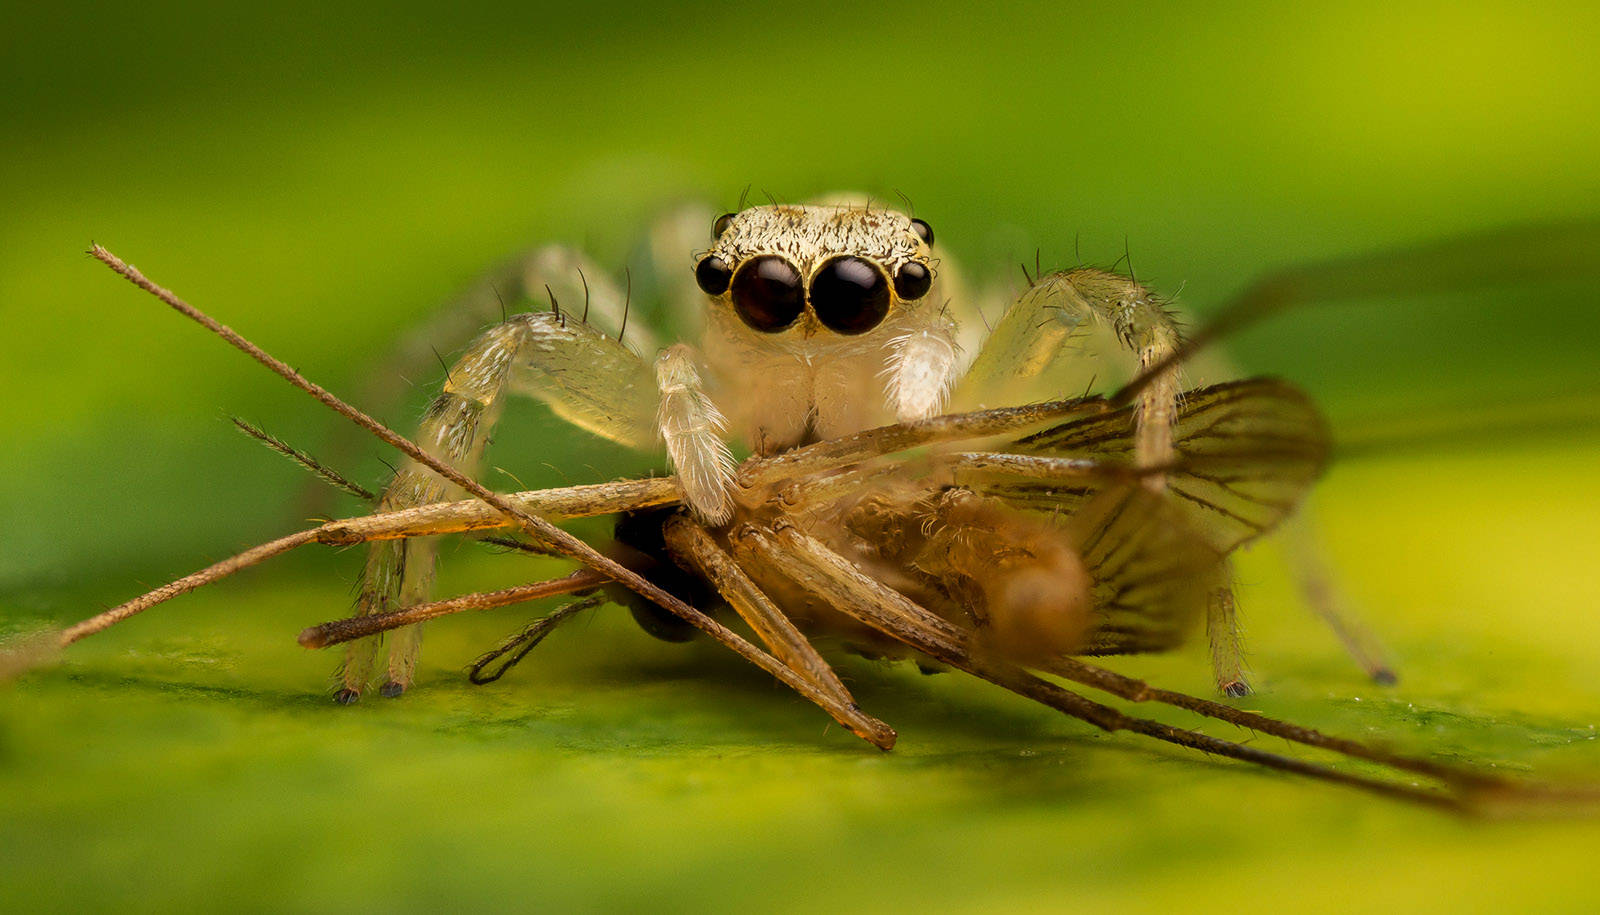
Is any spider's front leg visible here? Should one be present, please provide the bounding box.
[959,268,1184,479]
[341,309,663,702]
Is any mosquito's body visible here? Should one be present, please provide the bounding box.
[15,208,1599,810]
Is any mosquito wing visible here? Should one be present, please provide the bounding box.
[967,377,1331,554]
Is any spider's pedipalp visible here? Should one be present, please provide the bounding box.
[655,344,736,524]
[882,324,960,422]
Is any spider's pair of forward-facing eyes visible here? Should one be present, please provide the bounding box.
[694,218,936,335]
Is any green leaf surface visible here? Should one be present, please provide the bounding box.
[4,1,1600,911]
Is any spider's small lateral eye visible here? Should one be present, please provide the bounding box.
[910,218,934,246]
[730,255,804,332]
[894,261,932,300]
[810,256,890,335]
[712,212,736,238]
[695,255,733,296]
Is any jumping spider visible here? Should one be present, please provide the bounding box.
[346,200,1315,705]
[19,200,1598,810]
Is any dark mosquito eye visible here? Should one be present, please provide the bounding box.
[810,256,890,335]
[712,212,735,238]
[894,261,932,300]
[695,255,732,296]
[910,218,934,246]
[730,255,804,332]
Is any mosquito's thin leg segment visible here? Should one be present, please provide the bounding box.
[316,477,680,545]
[14,528,321,665]
[736,398,1108,493]
[467,596,603,685]
[735,523,964,650]
[8,476,674,675]
[1283,511,1398,684]
[982,667,1461,810]
[312,558,876,746]
[300,570,608,648]
[1035,656,1496,788]
[1206,582,1252,698]
[662,518,846,699]
[1111,219,1600,409]
[661,516,896,749]
[743,523,1475,808]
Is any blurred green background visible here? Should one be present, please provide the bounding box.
[4,1,1600,911]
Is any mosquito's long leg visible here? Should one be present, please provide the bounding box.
[9,476,679,677]
[299,569,609,648]
[0,528,321,673]
[313,540,895,748]
[1282,510,1398,684]
[735,398,1108,493]
[932,452,1177,482]
[660,516,896,749]
[467,596,603,685]
[960,656,1462,810]
[0,528,321,680]
[737,522,1484,809]
[316,477,680,544]
[1113,219,1600,408]
[1033,656,1480,786]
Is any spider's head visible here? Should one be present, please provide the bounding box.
[693,204,935,337]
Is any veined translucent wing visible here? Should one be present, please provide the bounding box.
[966,378,1331,554]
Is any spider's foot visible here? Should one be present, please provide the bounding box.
[379,680,407,699]
[333,688,362,705]
[1220,679,1253,699]
[1371,667,1399,687]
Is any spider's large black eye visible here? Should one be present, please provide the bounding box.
[894,261,932,300]
[730,255,804,332]
[695,255,732,296]
[712,212,735,238]
[810,256,890,335]
[910,218,934,246]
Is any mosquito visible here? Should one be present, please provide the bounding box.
[6,202,1598,813]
